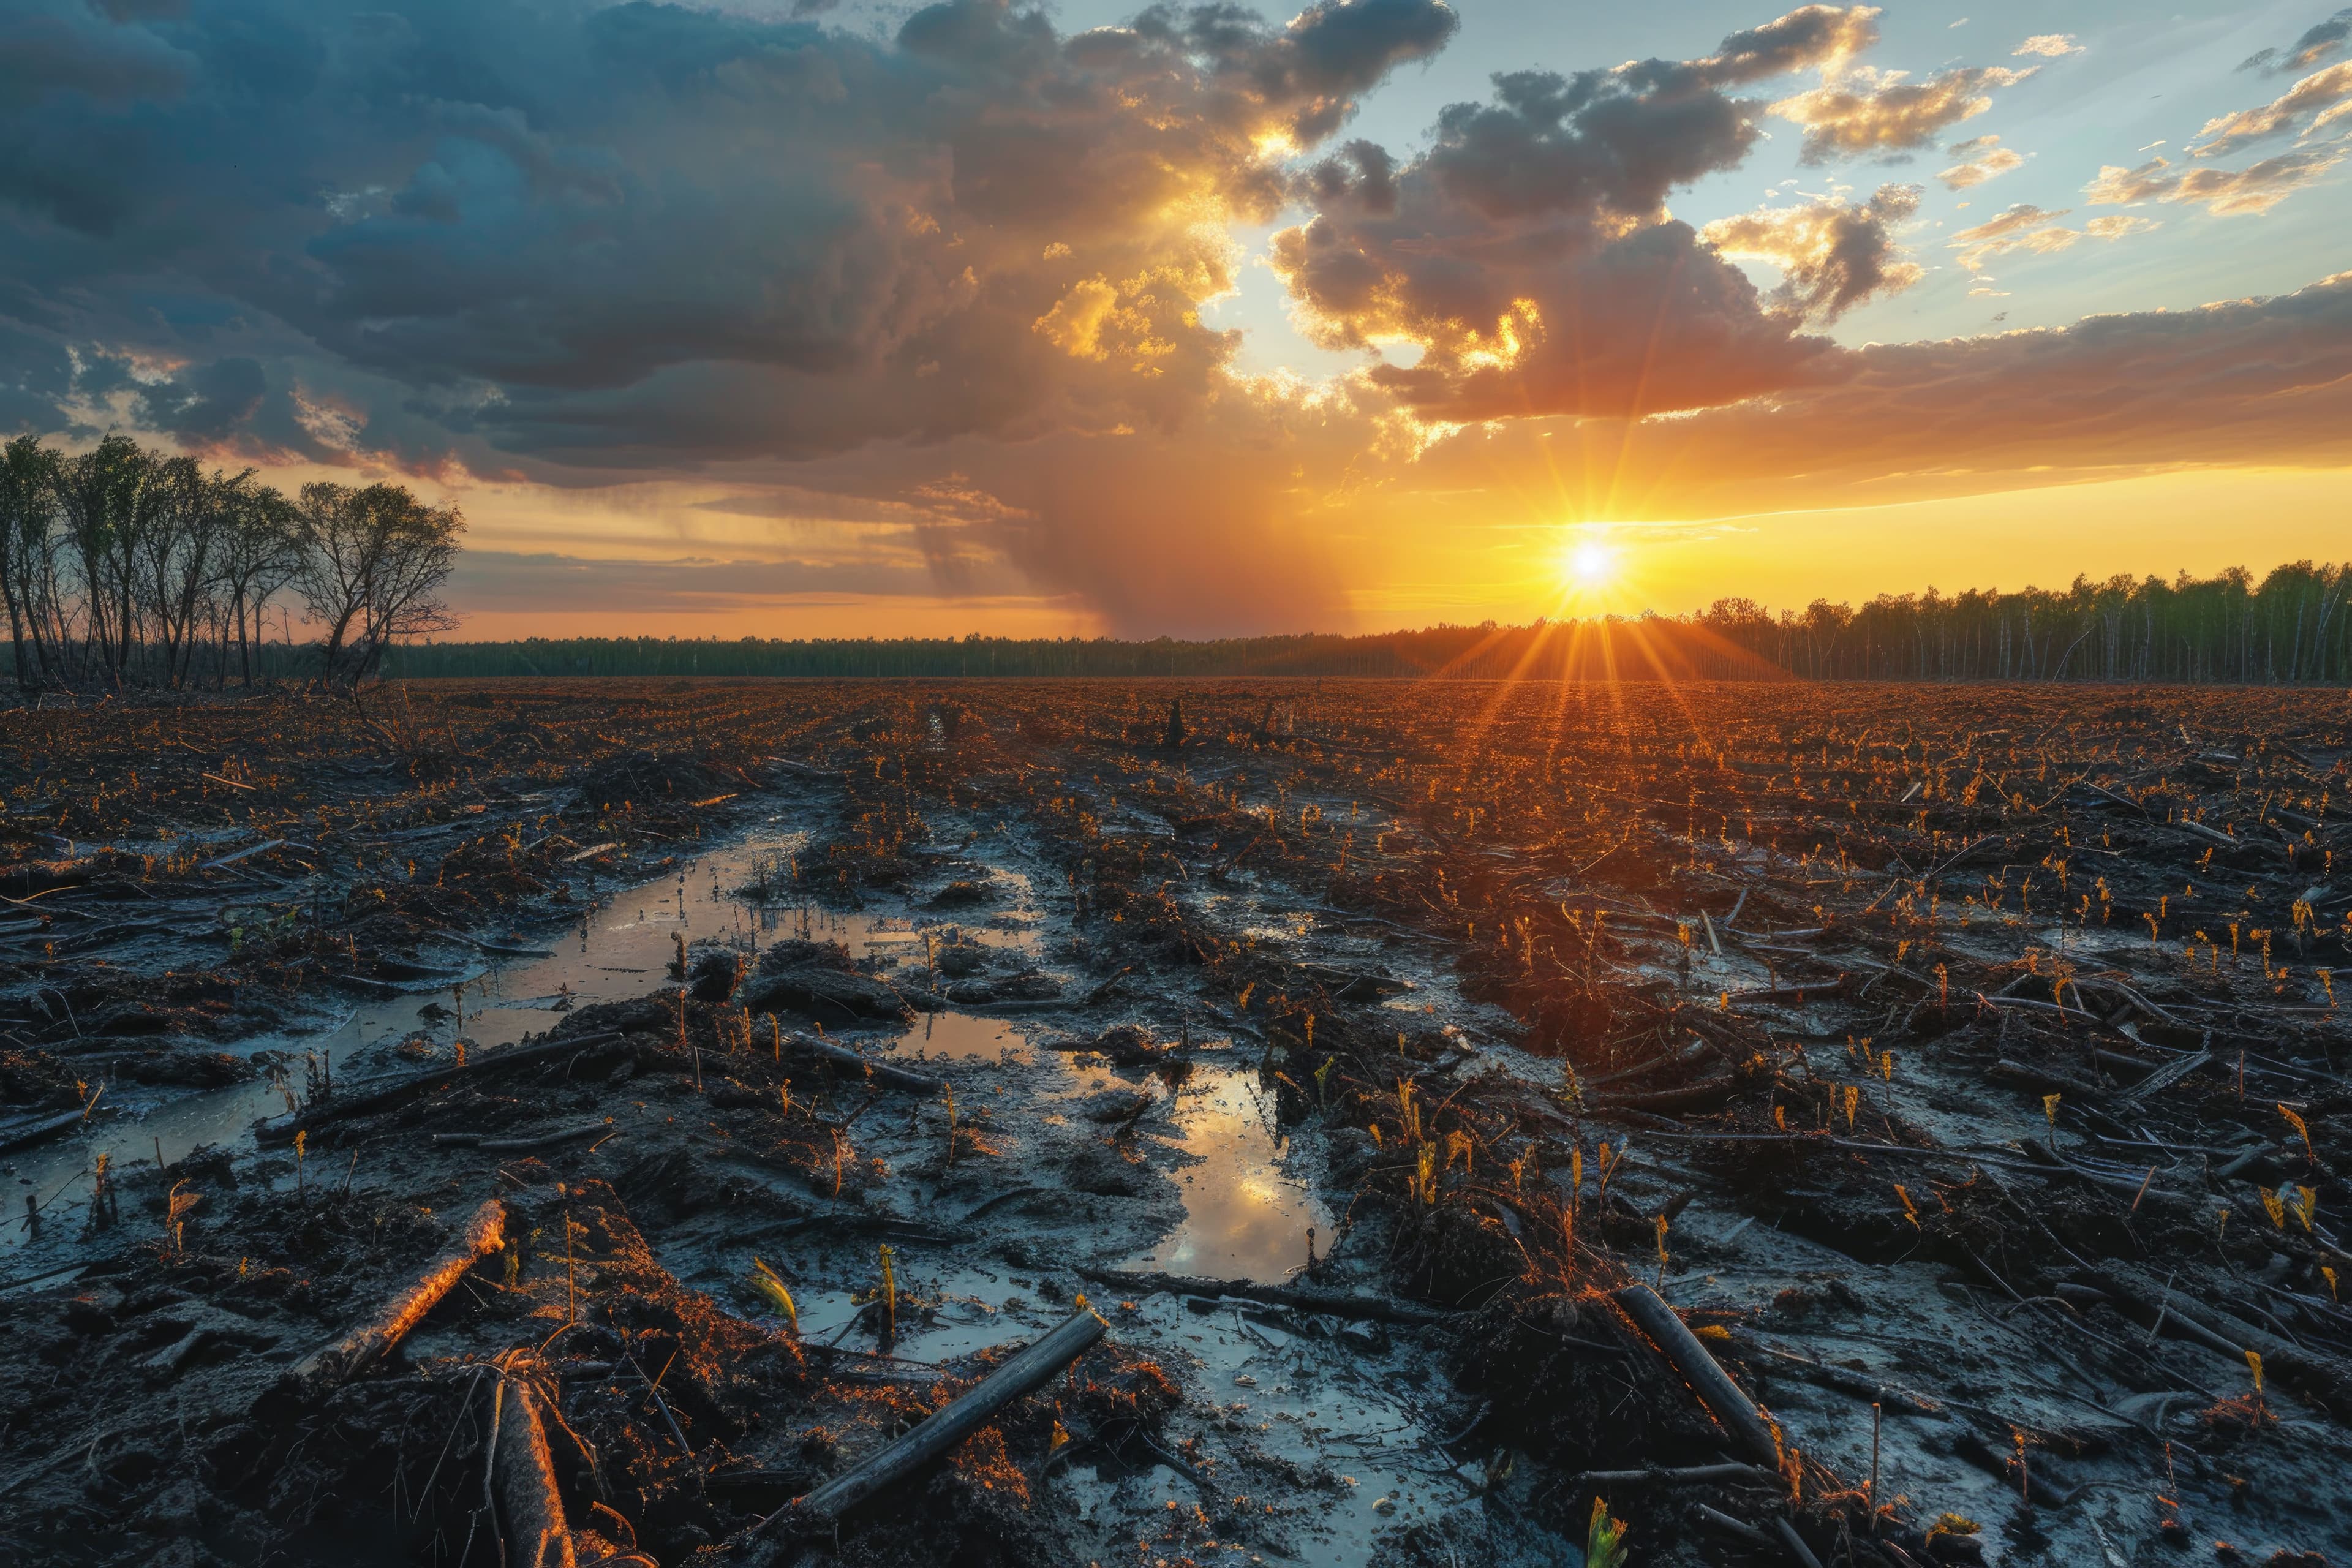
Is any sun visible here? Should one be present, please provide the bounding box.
[1567,538,1613,587]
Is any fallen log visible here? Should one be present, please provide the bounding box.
[1579,1042,1711,1091]
[2113,1047,2214,1106]
[745,966,913,1023]
[434,1121,617,1153]
[0,1109,85,1153]
[1588,1076,1738,1114]
[492,1372,575,1568]
[1575,1462,1777,1487]
[490,1370,660,1568]
[1074,1267,1458,1327]
[1695,1504,1776,1549]
[1722,975,1849,1008]
[778,1031,943,1095]
[1611,1284,1782,1468]
[256,1031,627,1144]
[284,1198,505,1393]
[768,1308,1107,1530]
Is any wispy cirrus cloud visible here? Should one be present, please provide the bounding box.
[2087,148,2345,216]
[1948,204,2156,275]
[1771,63,2035,162]
[2192,62,2352,156]
[1937,133,2024,188]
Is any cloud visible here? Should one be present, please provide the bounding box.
[1771,64,2035,162]
[2013,34,2082,58]
[1701,183,1923,322]
[2239,9,2351,74]
[1411,270,2352,518]
[0,8,189,114]
[133,355,267,442]
[1937,133,2024,187]
[1691,4,1883,84]
[0,0,1459,473]
[1262,9,1897,423]
[1948,204,2155,273]
[2087,148,2345,215]
[2193,61,2352,155]
[2,0,2341,636]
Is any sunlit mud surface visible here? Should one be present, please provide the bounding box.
[6,679,2350,1568]
[2,775,1484,1567]
[3,826,1035,1256]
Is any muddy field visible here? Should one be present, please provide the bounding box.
[2,677,2349,1568]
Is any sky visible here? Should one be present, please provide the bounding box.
[2,0,2348,639]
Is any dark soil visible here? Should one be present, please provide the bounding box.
[3,679,2348,1568]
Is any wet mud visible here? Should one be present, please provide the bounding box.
[2,680,2348,1568]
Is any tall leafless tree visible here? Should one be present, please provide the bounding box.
[0,436,64,690]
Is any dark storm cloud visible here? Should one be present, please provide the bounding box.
[134,355,266,442]
[0,6,190,111]
[0,0,1456,466]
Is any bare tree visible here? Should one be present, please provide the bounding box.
[0,437,63,690]
[138,455,239,689]
[293,481,464,685]
[213,481,306,687]
[51,435,155,687]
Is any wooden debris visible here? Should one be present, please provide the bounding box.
[257,1031,626,1144]
[1610,1284,1781,1468]
[776,1030,944,1095]
[1074,1267,1459,1327]
[766,1307,1108,1531]
[432,1121,617,1153]
[284,1197,506,1393]
[494,1373,580,1568]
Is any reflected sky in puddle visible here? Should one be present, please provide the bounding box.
[15,803,1474,1559]
[9,816,1325,1308]
[2,826,1039,1254]
[1129,1069,1329,1283]
[884,1008,1031,1063]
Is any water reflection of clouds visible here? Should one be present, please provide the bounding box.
[1137,1075,1330,1283]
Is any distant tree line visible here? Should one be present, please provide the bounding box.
[1696,564,2352,684]
[377,560,2352,685]
[0,435,462,691]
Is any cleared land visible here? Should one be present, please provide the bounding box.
[2,679,2348,1568]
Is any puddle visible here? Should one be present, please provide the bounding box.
[4,818,1326,1303]
[1128,1069,1330,1283]
[883,1008,1034,1063]
[2,823,1041,1255]
[6,785,1480,1565]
